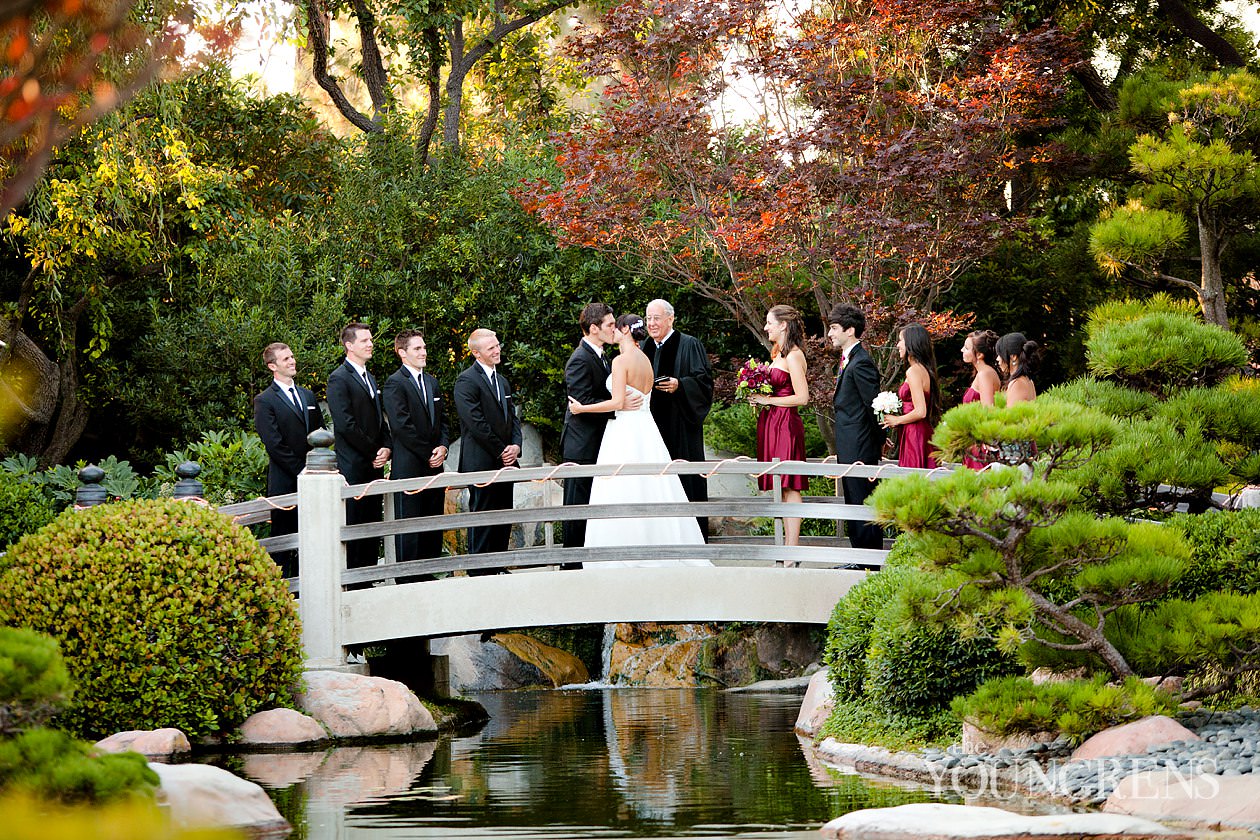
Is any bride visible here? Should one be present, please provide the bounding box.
[567,313,708,563]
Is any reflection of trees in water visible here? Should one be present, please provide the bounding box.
[223,689,945,834]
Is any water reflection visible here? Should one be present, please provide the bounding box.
[230,689,945,840]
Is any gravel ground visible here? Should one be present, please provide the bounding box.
[911,707,1260,805]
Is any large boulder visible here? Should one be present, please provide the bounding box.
[151,762,288,833]
[297,670,436,738]
[431,633,549,691]
[821,803,1181,840]
[794,668,834,737]
[95,728,190,759]
[1070,715,1199,762]
[1105,770,1260,830]
[489,633,589,687]
[606,622,715,686]
[239,707,328,745]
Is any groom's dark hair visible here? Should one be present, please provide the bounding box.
[580,302,614,336]
[827,303,866,338]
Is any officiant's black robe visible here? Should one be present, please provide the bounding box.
[642,331,713,532]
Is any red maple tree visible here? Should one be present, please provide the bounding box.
[517,0,1074,382]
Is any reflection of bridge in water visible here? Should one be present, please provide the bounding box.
[220,436,946,668]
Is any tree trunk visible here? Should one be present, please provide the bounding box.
[1156,0,1246,68]
[444,20,466,155]
[1027,589,1135,679]
[417,27,442,164]
[1197,208,1229,328]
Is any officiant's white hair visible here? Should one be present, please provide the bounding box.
[647,299,674,316]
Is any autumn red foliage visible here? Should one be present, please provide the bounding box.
[517,0,1074,381]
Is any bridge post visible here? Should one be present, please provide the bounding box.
[772,458,784,547]
[298,429,348,669]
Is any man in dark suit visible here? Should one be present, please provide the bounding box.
[253,342,325,577]
[642,298,713,536]
[382,329,449,579]
[560,302,616,553]
[326,322,392,573]
[828,303,884,550]
[453,328,522,569]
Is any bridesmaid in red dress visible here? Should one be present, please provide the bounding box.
[750,305,810,549]
[881,323,941,469]
[961,329,1001,470]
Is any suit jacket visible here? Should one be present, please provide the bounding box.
[327,360,393,483]
[454,363,523,472]
[560,340,612,462]
[641,330,713,460]
[253,382,325,495]
[382,366,449,479]
[833,342,883,465]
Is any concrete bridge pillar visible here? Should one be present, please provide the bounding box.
[298,430,347,669]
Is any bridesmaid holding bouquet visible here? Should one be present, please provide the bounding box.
[881,323,940,469]
[749,305,810,548]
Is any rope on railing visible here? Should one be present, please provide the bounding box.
[472,465,521,489]
[533,461,580,483]
[701,454,752,479]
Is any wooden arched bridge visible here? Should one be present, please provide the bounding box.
[219,436,945,669]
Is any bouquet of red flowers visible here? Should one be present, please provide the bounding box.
[735,358,773,403]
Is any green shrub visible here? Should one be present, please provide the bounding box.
[1165,509,1260,600]
[0,499,303,738]
[820,697,959,750]
[823,542,918,700]
[0,792,238,840]
[1087,309,1248,393]
[864,570,1020,715]
[0,473,55,551]
[952,675,1178,744]
[1044,377,1157,419]
[0,729,158,805]
[154,430,269,506]
[0,627,71,735]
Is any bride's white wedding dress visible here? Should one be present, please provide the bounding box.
[584,379,709,564]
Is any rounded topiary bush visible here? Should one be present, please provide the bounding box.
[0,499,303,739]
[0,474,56,552]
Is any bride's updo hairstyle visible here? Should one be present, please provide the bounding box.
[768,304,805,354]
[618,313,649,342]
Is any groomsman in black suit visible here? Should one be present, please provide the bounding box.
[382,329,449,579]
[828,303,885,550]
[560,302,616,554]
[642,298,714,536]
[453,328,522,569]
[326,322,392,573]
[253,342,325,577]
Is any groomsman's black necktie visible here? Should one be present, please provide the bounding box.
[415,373,431,422]
[288,386,302,413]
[360,368,373,397]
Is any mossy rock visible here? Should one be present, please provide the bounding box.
[0,499,303,739]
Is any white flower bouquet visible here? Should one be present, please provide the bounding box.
[871,391,902,422]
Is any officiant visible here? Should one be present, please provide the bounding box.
[642,298,714,538]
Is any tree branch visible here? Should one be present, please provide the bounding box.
[1156,0,1246,68]
[302,0,382,133]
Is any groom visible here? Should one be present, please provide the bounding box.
[560,302,617,554]
[828,302,885,550]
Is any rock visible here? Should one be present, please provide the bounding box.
[794,668,834,737]
[1030,666,1088,685]
[238,707,328,745]
[95,728,190,759]
[1071,715,1200,762]
[431,633,549,691]
[606,622,716,686]
[489,632,589,687]
[960,721,1056,755]
[820,802,1182,839]
[151,762,288,833]
[297,670,436,738]
[751,624,822,676]
[1105,769,1260,829]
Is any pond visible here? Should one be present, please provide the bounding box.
[217,688,964,840]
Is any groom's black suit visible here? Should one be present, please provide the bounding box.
[833,341,884,549]
[453,362,522,563]
[382,366,449,569]
[560,339,612,549]
[253,380,324,576]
